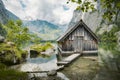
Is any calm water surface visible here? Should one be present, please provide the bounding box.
[19,44,69,80]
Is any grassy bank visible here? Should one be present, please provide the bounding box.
[0,63,28,80]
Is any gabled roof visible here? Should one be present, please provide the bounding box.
[57,19,98,42]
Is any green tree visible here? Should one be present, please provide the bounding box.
[31,34,41,44]
[3,20,31,48]
[99,26,119,42]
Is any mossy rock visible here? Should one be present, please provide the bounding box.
[0,42,28,65]
[30,42,53,53]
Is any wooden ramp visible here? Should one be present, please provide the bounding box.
[57,53,81,66]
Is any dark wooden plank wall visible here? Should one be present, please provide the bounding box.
[59,25,98,51]
[83,28,98,50]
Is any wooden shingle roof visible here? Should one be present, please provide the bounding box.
[57,19,98,42]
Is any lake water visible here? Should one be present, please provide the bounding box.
[20,43,58,72]
[18,42,120,80]
[19,44,70,80]
[20,54,58,72]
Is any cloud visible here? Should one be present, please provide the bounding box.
[2,0,77,25]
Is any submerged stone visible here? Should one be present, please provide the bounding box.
[47,70,57,76]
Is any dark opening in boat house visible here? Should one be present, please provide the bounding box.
[57,19,98,54]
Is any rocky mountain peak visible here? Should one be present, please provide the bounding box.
[0,0,19,24]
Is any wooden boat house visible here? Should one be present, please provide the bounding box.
[57,19,98,55]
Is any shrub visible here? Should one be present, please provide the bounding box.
[30,42,53,53]
[0,42,28,65]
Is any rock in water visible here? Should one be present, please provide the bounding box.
[30,50,39,58]
[47,70,57,76]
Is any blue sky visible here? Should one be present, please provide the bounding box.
[3,0,77,25]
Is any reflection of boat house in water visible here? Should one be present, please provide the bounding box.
[57,19,98,56]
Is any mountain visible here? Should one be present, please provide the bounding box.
[68,1,120,33]
[23,20,63,40]
[0,0,19,24]
[69,10,103,32]
[0,0,19,36]
[0,0,62,40]
[6,10,19,21]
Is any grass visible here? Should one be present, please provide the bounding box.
[0,63,28,80]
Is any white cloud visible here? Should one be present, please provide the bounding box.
[2,0,77,25]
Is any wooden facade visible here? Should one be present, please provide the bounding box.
[57,19,98,54]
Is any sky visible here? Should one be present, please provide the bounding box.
[3,0,77,25]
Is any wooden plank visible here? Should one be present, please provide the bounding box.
[57,65,64,71]
[57,61,69,65]
[61,50,98,54]
[63,54,81,62]
[62,51,73,54]
[57,53,81,66]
